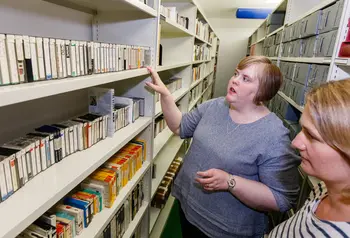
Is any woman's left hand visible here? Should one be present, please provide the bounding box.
[195,169,230,191]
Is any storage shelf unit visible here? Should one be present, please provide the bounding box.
[193,59,211,64]
[155,87,188,117]
[151,136,184,198]
[0,118,152,238]
[122,203,150,238]
[156,62,192,72]
[335,58,350,66]
[190,71,213,89]
[0,0,219,237]
[195,35,212,46]
[153,127,173,159]
[0,68,149,108]
[149,195,175,237]
[160,14,194,37]
[77,162,151,238]
[248,0,350,228]
[278,92,304,112]
[44,0,158,17]
[280,57,332,64]
[248,0,350,111]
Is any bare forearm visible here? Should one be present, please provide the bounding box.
[230,175,279,212]
[161,94,182,135]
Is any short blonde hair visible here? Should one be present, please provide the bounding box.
[305,79,350,159]
[237,56,283,104]
[305,79,350,197]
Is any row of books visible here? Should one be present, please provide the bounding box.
[151,157,183,209]
[189,83,203,104]
[154,116,167,138]
[209,32,215,45]
[193,44,210,61]
[88,87,145,137]
[195,19,210,42]
[0,88,144,203]
[192,64,206,85]
[18,140,146,238]
[160,5,189,30]
[0,113,109,202]
[0,34,152,86]
[155,77,182,103]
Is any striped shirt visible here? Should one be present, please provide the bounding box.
[269,182,350,238]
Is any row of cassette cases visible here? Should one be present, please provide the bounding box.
[263,29,337,58]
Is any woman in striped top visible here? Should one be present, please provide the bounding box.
[269,79,350,238]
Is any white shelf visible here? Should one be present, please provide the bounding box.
[153,127,174,159]
[189,71,212,89]
[266,26,284,38]
[278,91,304,112]
[189,96,201,110]
[193,59,211,64]
[150,206,161,232]
[155,87,188,117]
[269,57,278,61]
[156,62,192,72]
[44,0,157,17]
[149,196,175,237]
[280,57,331,64]
[335,58,350,66]
[0,117,152,238]
[160,14,194,37]
[151,136,184,198]
[286,0,337,26]
[77,162,151,238]
[250,37,265,47]
[0,68,149,108]
[122,202,149,238]
[190,79,203,90]
[195,35,212,46]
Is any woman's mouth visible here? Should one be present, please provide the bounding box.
[229,87,236,94]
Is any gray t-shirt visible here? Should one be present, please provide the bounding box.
[172,97,301,238]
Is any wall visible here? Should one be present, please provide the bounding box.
[208,18,263,97]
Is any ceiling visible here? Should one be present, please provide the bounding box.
[197,0,283,18]
[196,0,283,30]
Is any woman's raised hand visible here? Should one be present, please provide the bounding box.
[146,66,171,96]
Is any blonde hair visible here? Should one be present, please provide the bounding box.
[305,79,350,197]
[237,56,283,104]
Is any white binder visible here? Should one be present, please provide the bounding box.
[6,35,19,84]
[49,39,57,79]
[0,34,10,85]
[15,35,26,83]
[36,37,45,80]
[43,38,52,80]
[29,37,39,81]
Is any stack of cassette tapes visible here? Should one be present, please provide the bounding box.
[0,113,108,202]
[151,157,183,209]
[18,139,146,238]
[0,91,145,203]
[0,34,152,86]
